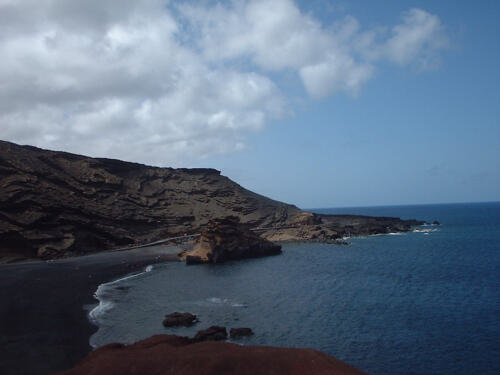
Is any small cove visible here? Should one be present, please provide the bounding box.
[89,203,500,375]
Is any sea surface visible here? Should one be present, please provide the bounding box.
[89,202,500,375]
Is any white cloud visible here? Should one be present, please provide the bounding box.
[0,0,448,166]
[299,56,374,98]
[177,0,371,96]
[385,8,449,68]
[177,1,448,97]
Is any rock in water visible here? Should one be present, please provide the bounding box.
[163,312,198,327]
[230,327,254,338]
[180,216,282,264]
[194,326,228,342]
[51,334,368,375]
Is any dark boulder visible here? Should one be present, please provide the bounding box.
[230,327,254,338]
[194,326,228,342]
[162,312,198,327]
[433,220,441,225]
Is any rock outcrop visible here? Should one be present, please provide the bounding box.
[260,214,426,243]
[51,334,367,375]
[180,217,282,264]
[163,312,198,327]
[193,326,228,342]
[230,327,254,338]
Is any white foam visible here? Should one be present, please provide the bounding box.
[231,303,247,308]
[205,297,246,308]
[370,232,408,237]
[88,264,154,325]
[88,284,115,324]
[208,297,223,304]
[109,264,154,285]
[413,228,438,233]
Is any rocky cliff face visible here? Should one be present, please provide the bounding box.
[0,140,302,262]
[0,140,426,263]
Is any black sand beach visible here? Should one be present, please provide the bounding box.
[0,246,181,375]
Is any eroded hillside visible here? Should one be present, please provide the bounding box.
[0,140,302,262]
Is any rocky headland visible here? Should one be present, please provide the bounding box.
[260,213,425,243]
[179,216,282,264]
[0,140,425,263]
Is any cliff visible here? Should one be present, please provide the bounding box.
[0,140,425,263]
[0,140,301,262]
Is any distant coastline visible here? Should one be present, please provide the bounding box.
[0,140,426,263]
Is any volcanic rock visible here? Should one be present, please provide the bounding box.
[260,214,426,243]
[194,326,228,342]
[0,140,302,262]
[0,140,427,263]
[230,327,254,338]
[51,334,367,375]
[163,312,198,327]
[180,216,282,264]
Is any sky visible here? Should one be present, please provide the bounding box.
[0,0,499,208]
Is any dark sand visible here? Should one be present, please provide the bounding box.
[0,246,181,375]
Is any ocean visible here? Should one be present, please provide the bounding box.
[88,202,500,375]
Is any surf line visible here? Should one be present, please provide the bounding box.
[88,264,154,326]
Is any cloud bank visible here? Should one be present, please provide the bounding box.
[0,0,448,166]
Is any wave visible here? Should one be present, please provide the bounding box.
[231,303,247,308]
[88,264,155,327]
[207,297,247,307]
[187,297,247,308]
[413,228,438,233]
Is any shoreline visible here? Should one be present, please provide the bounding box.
[0,245,181,375]
[0,227,429,375]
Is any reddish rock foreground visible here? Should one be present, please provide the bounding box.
[52,334,367,375]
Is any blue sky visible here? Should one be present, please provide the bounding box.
[198,0,500,208]
[1,0,498,208]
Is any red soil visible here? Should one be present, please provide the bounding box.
[53,334,367,375]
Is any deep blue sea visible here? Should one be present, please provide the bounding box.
[89,202,500,375]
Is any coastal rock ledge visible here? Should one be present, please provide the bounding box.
[180,216,282,264]
[52,334,367,375]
